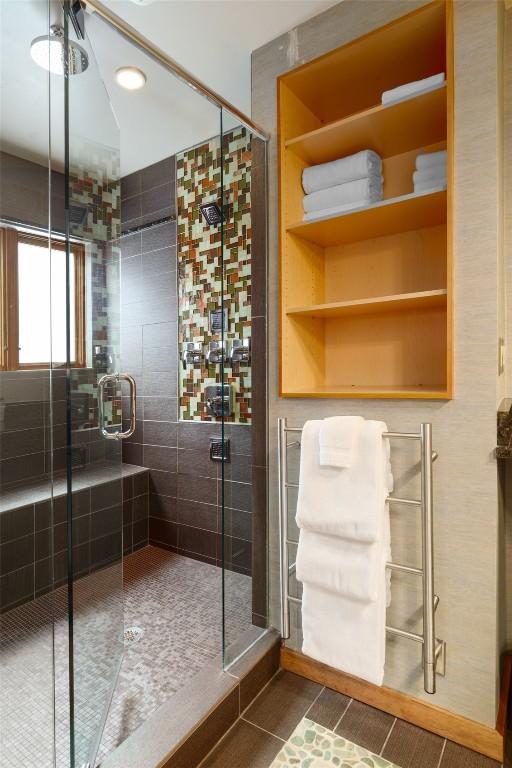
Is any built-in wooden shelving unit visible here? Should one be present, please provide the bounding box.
[278,0,453,399]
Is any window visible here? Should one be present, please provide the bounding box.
[0,229,86,370]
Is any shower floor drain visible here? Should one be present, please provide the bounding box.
[124,626,144,645]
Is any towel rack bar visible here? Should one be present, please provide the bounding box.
[277,417,439,695]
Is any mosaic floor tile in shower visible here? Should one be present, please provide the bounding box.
[0,545,252,768]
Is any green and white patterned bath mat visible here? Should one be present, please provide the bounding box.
[269,718,400,768]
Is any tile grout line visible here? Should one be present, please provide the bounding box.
[239,668,283,718]
[303,684,327,721]
[333,697,353,732]
[435,739,447,768]
[240,715,287,743]
[379,716,396,756]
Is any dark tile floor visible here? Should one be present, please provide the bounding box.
[198,670,502,768]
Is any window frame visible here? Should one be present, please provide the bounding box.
[0,228,86,371]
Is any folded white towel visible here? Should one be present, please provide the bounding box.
[413,168,447,187]
[303,176,383,215]
[416,149,447,171]
[302,150,382,195]
[296,530,386,602]
[382,72,445,106]
[302,583,387,685]
[296,419,393,543]
[319,416,363,468]
[414,179,447,194]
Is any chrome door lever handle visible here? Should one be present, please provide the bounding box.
[98,372,137,440]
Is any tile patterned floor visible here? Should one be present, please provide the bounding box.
[198,670,502,768]
[0,545,252,768]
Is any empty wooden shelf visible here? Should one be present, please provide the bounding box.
[278,0,453,399]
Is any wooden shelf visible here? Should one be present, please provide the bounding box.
[281,385,450,400]
[287,188,447,247]
[287,289,447,319]
[286,84,447,164]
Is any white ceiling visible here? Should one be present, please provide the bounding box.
[1,0,338,176]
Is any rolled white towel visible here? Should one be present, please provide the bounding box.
[413,168,447,187]
[303,176,383,215]
[414,179,447,194]
[302,150,382,195]
[382,72,445,106]
[416,150,447,171]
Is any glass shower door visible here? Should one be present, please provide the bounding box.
[63,7,124,767]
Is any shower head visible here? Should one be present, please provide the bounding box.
[30,24,89,76]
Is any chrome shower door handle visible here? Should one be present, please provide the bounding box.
[98,372,137,440]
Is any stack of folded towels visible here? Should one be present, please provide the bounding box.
[302,149,383,222]
[295,416,394,686]
[413,149,447,194]
[381,72,445,106]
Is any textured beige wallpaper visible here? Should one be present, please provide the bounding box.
[252,0,503,727]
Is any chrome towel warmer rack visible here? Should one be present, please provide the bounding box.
[278,417,443,695]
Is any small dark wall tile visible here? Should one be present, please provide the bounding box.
[133,518,149,548]
[35,557,52,596]
[144,421,178,447]
[141,221,176,254]
[0,504,34,542]
[177,498,218,532]
[306,688,350,730]
[72,490,91,519]
[223,453,252,484]
[121,170,141,200]
[178,525,217,560]
[178,421,222,451]
[141,369,177,399]
[91,505,122,539]
[166,688,239,768]
[178,474,217,506]
[141,184,172,218]
[122,194,142,224]
[133,471,149,496]
[123,420,143,445]
[222,480,252,513]
[0,564,34,611]
[0,534,34,575]
[123,499,133,527]
[198,718,281,768]
[382,719,444,768]
[0,427,45,459]
[123,443,143,466]
[336,699,395,755]
[90,531,122,569]
[150,494,177,522]
[73,542,90,577]
[222,536,252,573]
[178,447,218,480]
[439,740,500,768]
[143,397,178,422]
[141,157,174,192]
[35,500,52,532]
[143,321,177,349]
[149,469,177,498]
[1,402,44,431]
[91,481,122,512]
[243,670,322,741]
[143,345,177,374]
[225,425,252,456]
[123,524,132,554]
[142,246,177,277]
[222,508,251,541]
[120,231,142,259]
[0,453,45,484]
[35,528,52,561]
[238,642,280,713]
[123,476,134,501]
[53,522,67,554]
[132,494,148,521]
[149,517,177,548]
[143,445,177,473]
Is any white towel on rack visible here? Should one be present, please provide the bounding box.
[381,72,445,106]
[302,150,382,195]
[303,176,383,215]
[319,415,364,468]
[296,419,393,543]
[301,582,388,685]
[296,530,387,603]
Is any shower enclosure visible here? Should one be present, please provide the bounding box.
[0,1,268,766]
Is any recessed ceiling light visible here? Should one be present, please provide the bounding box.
[115,66,146,90]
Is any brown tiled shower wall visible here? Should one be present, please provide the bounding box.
[119,153,256,577]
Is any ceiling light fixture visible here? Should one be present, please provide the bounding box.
[30,24,88,75]
[115,66,147,90]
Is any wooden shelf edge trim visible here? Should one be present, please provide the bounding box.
[284,82,447,153]
[280,646,503,762]
[287,289,447,318]
[280,389,450,400]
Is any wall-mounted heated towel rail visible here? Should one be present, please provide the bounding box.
[278,418,442,694]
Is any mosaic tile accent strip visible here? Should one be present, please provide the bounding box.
[269,718,400,768]
[177,127,252,423]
